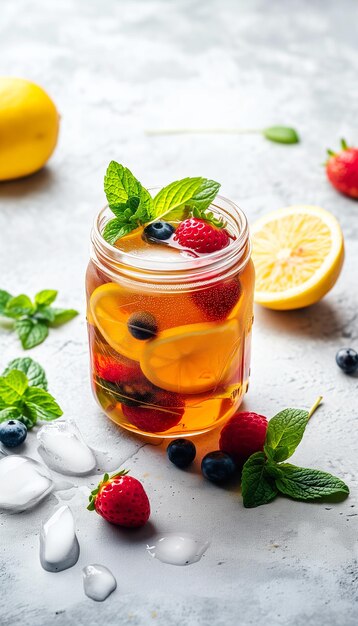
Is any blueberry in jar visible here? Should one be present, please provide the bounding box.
[143,221,175,242]
[128,311,158,340]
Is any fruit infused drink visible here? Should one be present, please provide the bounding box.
[86,163,254,437]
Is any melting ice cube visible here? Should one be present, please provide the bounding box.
[82,564,117,601]
[40,505,80,572]
[0,456,53,512]
[146,533,209,566]
[37,420,97,476]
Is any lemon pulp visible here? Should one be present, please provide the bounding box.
[251,205,344,310]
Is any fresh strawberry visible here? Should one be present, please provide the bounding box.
[87,470,150,527]
[93,352,141,384]
[174,218,230,254]
[326,139,358,199]
[122,391,184,433]
[219,411,268,468]
[192,279,241,321]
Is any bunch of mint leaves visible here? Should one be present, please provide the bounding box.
[241,400,349,507]
[0,289,78,349]
[0,357,62,429]
[103,161,224,244]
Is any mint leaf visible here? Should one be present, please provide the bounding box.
[102,220,136,245]
[5,295,34,318]
[2,358,48,390]
[0,290,12,315]
[241,452,278,508]
[15,318,49,349]
[104,161,143,206]
[35,289,58,307]
[103,162,152,242]
[186,179,221,212]
[48,308,79,327]
[263,126,299,144]
[34,307,56,323]
[275,464,349,501]
[0,406,21,422]
[103,162,153,244]
[264,408,309,463]
[0,288,77,348]
[152,177,204,221]
[0,370,28,405]
[23,387,63,422]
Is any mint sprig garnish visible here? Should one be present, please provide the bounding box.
[0,288,78,349]
[102,162,223,244]
[242,397,349,508]
[0,357,62,429]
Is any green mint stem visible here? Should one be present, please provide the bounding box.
[308,396,323,420]
[145,128,262,136]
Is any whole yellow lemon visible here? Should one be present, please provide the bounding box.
[0,77,59,180]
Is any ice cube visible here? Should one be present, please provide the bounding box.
[82,564,117,601]
[37,420,97,476]
[0,456,53,512]
[40,505,80,572]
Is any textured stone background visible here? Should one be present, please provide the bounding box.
[1,1,358,624]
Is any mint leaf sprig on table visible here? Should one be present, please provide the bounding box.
[0,357,62,429]
[241,397,349,508]
[0,289,78,349]
[102,161,224,245]
[146,125,300,145]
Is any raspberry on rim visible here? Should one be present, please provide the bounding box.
[174,217,230,254]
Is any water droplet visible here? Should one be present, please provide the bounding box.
[0,456,53,512]
[146,533,209,566]
[82,564,117,601]
[37,420,96,476]
[40,505,79,572]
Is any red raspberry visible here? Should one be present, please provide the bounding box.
[174,218,229,254]
[122,391,184,433]
[192,279,241,321]
[219,411,268,468]
[93,352,141,384]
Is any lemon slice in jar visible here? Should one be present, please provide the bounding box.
[251,205,344,310]
[89,283,146,361]
[140,319,239,394]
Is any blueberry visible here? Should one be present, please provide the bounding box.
[0,420,27,448]
[143,221,175,241]
[167,439,196,468]
[201,451,236,484]
[336,348,358,374]
[128,311,158,340]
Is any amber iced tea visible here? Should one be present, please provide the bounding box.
[86,194,254,438]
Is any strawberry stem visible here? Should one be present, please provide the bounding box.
[87,469,129,512]
[341,138,348,150]
[308,396,323,420]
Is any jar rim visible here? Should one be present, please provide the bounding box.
[91,194,251,285]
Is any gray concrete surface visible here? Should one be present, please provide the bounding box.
[1,1,358,624]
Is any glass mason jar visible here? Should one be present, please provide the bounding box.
[86,195,254,438]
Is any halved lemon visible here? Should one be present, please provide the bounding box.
[251,205,344,310]
[140,319,240,394]
[89,283,146,361]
